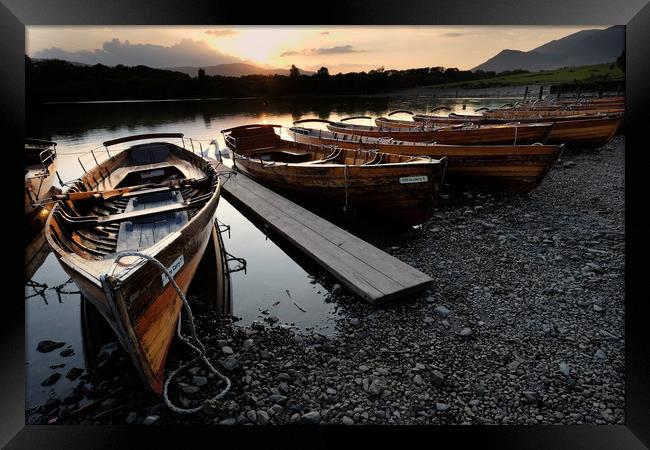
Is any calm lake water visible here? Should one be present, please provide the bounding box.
[25,95,513,410]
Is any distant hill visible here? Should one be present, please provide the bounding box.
[166,63,315,77]
[472,25,624,72]
[31,57,89,67]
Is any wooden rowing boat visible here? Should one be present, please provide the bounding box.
[483,108,623,120]
[221,124,447,225]
[25,138,61,281]
[25,138,60,231]
[543,116,622,148]
[290,126,563,192]
[298,118,554,145]
[44,133,221,394]
[387,115,621,148]
[412,112,620,126]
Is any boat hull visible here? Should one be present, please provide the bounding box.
[233,156,446,226]
[327,122,553,145]
[291,130,562,192]
[545,117,621,148]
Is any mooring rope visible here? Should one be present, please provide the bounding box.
[105,251,231,414]
[343,164,349,214]
[513,124,518,146]
[216,170,236,186]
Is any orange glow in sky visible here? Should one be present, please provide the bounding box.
[27,25,611,73]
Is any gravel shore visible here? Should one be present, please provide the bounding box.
[27,136,625,426]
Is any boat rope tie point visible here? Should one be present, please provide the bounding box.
[104,251,231,414]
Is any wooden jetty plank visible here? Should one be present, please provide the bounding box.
[234,175,428,293]
[210,160,433,303]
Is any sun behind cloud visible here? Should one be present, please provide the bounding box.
[209,27,312,66]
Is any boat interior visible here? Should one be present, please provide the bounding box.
[47,140,217,260]
[223,125,432,166]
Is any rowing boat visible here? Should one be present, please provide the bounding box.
[386,115,621,148]
[298,118,554,145]
[221,124,447,225]
[290,126,563,192]
[25,138,60,231]
[44,133,221,394]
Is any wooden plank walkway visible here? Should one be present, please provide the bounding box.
[208,159,433,304]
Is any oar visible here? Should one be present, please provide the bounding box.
[292,118,334,125]
[51,183,161,202]
[340,116,372,122]
[49,177,200,204]
[387,110,414,117]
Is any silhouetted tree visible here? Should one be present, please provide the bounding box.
[198,68,206,79]
[289,65,300,78]
[316,66,330,77]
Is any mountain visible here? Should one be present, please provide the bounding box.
[472,25,624,72]
[31,57,89,67]
[166,63,314,77]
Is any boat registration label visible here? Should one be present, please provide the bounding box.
[161,255,185,287]
[141,169,165,179]
[399,175,429,184]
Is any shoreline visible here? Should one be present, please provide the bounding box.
[27,135,625,426]
[36,85,623,105]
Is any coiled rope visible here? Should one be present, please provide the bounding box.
[106,251,231,414]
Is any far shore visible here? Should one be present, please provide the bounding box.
[38,85,623,106]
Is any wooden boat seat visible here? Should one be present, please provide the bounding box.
[52,194,207,230]
[116,190,189,252]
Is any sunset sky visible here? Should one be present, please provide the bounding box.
[27,26,609,73]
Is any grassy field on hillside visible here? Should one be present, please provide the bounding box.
[429,63,624,89]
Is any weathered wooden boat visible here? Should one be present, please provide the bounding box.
[25,138,60,230]
[221,124,447,225]
[387,115,621,148]
[411,111,618,126]
[543,116,622,148]
[296,118,554,145]
[44,133,221,394]
[483,108,624,120]
[290,126,563,192]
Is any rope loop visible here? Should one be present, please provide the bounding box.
[106,251,231,414]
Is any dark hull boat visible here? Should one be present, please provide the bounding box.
[222,124,447,226]
[290,127,563,192]
[45,133,221,394]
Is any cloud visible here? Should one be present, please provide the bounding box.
[280,45,362,57]
[320,31,330,35]
[33,38,241,68]
[440,32,464,38]
[205,29,237,37]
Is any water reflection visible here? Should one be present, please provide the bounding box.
[25,95,511,409]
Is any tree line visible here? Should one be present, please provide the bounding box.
[26,56,505,103]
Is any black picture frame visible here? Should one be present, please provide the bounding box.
[2,0,648,448]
